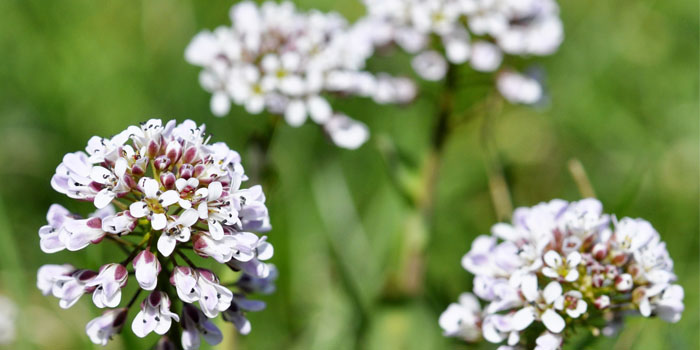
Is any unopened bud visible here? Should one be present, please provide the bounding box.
[154,155,171,171]
[160,172,176,189]
[615,273,633,292]
[594,295,610,309]
[592,243,608,261]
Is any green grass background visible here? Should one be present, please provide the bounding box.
[0,0,697,349]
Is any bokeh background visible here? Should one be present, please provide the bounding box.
[0,0,698,349]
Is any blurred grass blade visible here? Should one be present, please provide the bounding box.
[311,160,383,312]
[0,198,34,350]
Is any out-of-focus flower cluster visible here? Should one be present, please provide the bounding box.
[440,199,684,349]
[37,119,276,348]
[360,0,564,104]
[0,295,17,346]
[186,1,416,150]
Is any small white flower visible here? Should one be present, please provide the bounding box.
[159,209,200,257]
[323,114,369,150]
[37,264,74,296]
[497,71,543,105]
[181,304,223,350]
[470,41,503,72]
[542,251,581,282]
[512,277,565,334]
[196,269,233,318]
[132,292,180,338]
[553,291,587,318]
[54,269,98,309]
[87,264,128,308]
[85,308,127,346]
[412,51,448,81]
[439,293,482,342]
[129,177,180,230]
[171,266,200,303]
[133,251,161,291]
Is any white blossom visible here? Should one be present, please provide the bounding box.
[185,1,415,149]
[441,198,684,347]
[39,119,276,345]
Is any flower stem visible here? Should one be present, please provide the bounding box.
[568,158,596,198]
[175,249,197,269]
[126,288,143,309]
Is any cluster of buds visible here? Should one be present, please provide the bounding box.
[439,199,684,349]
[185,1,416,150]
[359,0,564,104]
[36,119,276,348]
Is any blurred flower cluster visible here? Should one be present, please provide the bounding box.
[186,1,416,149]
[0,295,16,346]
[440,199,684,349]
[359,0,563,104]
[37,119,276,348]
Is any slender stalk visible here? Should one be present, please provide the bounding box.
[480,92,513,220]
[568,158,597,198]
[110,199,129,211]
[175,249,198,269]
[126,288,143,309]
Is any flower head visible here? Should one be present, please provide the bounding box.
[185,1,416,149]
[360,0,563,104]
[441,198,684,348]
[38,119,275,347]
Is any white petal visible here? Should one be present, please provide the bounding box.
[543,250,562,268]
[129,202,149,218]
[541,309,565,333]
[158,235,177,257]
[114,158,128,178]
[159,190,180,207]
[141,178,160,198]
[307,96,332,124]
[152,213,167,230]
[178,209,200,227]
[567,252,582,267]
[521,274,539,302]
[208,182,223,201]
[90,166,112,184]
[543,282,563,305]
[565,270,580,282]
[284,99,307,127]
[94,189,116,209]
[512,307,536,331]
[211,92,231,117]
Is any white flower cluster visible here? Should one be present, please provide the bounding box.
[0,295,16,346]
[360,0,564,104]
[440,199,684,349]
[37,119,276,348]
[185,1,416,150]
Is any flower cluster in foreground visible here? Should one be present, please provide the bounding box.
[440,199,684,349]
[186,1,416,150]
[37,119,276,348]
[360,0,563,104]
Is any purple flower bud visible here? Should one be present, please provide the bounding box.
[154,155,171,170]
[594,295,610,310]
[160,172,176,189]
[179,164,194,179]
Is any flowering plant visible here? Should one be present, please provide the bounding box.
[360,0,564,104]
[440,198,684,349]
[186,1,416,150]
[37,119,276,348]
